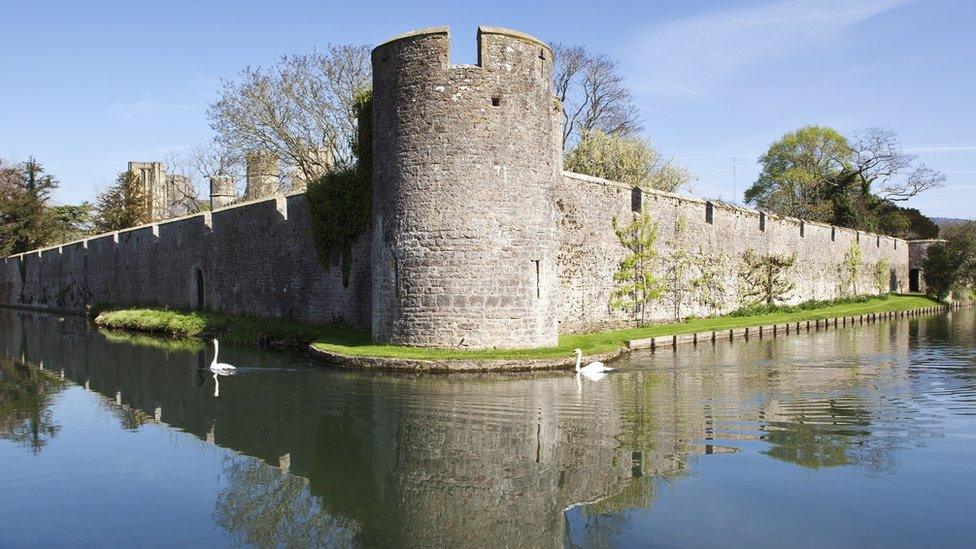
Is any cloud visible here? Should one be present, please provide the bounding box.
[110,96,191,120]
[905,143,976,154]
[628,0,915,99]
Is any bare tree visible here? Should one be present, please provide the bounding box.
[208,44,371,182]
[551,43,642,149]
[846,127,944,201]
[167,143,245,211]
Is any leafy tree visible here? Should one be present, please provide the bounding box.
[564,130,691,192]
[691,252,733,316]
[746,126,944,236]
[661,215,694,321]
[739,250,797,306]
[0,157,59,254]
[874,258,891,294]
[551,43,642,149]
[610,212,663,324]
[841,243,863,296]
[94,170,151,232]
[922,221,976,300]
[50,202,94,243]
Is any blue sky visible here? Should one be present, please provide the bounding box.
[1,0,973,218]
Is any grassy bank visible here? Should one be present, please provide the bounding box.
[94,294,942,361]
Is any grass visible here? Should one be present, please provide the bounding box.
[94,294,943,361]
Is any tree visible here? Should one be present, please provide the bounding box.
[610,212,663,324]
[50,203,94,243]
[874,258,891,295]
[841,243,863,296]
[661,215,694,321]
[208,44,371,182]
[739,250,797,307]
[691,252,733,317]
[564,130,691,192]
[745,126,944,235]
[0,157,59,255]
[922,221,976,300]
[94,170,151,232]
[551,43,642,149]
[166,142,243,212]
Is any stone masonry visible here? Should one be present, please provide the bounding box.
[0,26,932,351]
[370,27,561,348]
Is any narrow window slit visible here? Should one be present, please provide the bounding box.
[491,96,501,107]
[533,260,541,298]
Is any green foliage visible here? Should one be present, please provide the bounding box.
[662,215,694,321]
[0,157,59,255]
[922,222,976,300]
[94,170,151,232]
[841,243,863,296]
[50,202,94,244]
[0,357,67,454]
[728,293,886,317]
[311,294,938,361]
[565,130,691,192]
[691,252,733,316]
[610,212,663,324]
[306,89,372,286]
[739,250,797,306]
[875,258,891,294]
[745,125,942,238]
[93,307,360,348]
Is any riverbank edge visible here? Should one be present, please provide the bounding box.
[308,300,971,371]
[38,294,956,373]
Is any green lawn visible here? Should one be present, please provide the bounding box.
[94,294,942,362]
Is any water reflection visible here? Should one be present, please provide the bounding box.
[0,307,973,547]
[0,356,66,454]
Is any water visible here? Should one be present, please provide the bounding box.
[1,308,974,548]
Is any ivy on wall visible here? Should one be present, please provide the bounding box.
[875,258,891,294]
[306,90,372,287]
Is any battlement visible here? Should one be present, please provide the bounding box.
[372,26,552,81]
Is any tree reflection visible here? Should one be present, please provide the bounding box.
[0,357,67,454]
[213,456,360,547]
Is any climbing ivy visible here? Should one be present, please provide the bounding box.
[306,89,372,287]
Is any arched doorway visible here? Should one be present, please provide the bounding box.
[195,268,205,310]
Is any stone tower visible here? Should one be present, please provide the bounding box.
[370,26,562,349]
[209,175,236,209]
[244,150,279,199]
[128,161,168,221]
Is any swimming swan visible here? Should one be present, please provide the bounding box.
[210,339,237,374]
[574,348,613,375]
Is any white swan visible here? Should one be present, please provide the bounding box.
[209,339,237,374]
[574,348,613,375]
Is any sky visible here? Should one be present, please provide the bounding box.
[1,0,974,218]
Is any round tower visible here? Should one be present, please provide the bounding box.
[371,26,561,348]
[209,175,236,209]
[244,150,280,199]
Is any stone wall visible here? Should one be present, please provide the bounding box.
[556,172,910,333]
[0,195,371,329]
[370,26,561,348]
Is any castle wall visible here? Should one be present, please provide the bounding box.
[0,195,371,329]
[370,27,561,348]
[556,172,910,332]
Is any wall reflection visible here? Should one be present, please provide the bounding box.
[0,307,969,546]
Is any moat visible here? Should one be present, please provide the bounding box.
[2,308,975,547]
